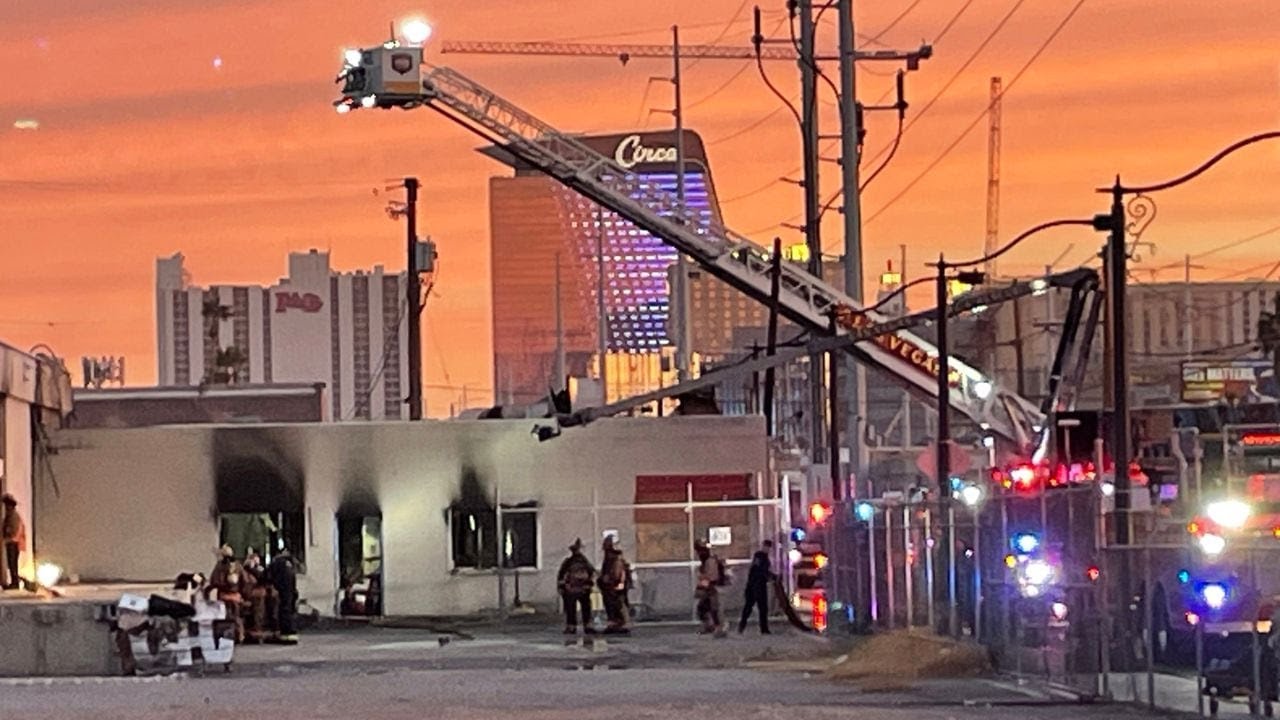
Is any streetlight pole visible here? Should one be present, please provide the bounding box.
[404,176,423,421]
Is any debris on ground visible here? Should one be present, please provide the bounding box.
[826,631,992,691]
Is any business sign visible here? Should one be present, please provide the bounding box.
[275,292,324,314]
[612,134,678,169]
[708,526,732,547]
[1181,360,1275,402]
[833,305,963,387]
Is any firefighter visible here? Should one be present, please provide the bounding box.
[269,548,300,644]
[599,535,631,634]
[242,550,272,643]
[208,545,245,642]
[2,494,24,590]
[557,539,596,635]
[694,540,727,637]
[738,539,774,634]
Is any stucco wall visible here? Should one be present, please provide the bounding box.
[38,416,769,616]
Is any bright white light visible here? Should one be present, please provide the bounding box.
[1021,584,1042,598]
[35,562,62,588]
[960,484,984,508]
[855,502,875,522]
[1050,601,1069,621]
[973,380,993,400]
[13,119,39,131]
[361,95,377,109]
[1101,481,1115,497]
[789,549,802,564]
[335,103,352,115]
[1199,533,1226,557]
[1202,583,1227,610]
[1031,279,1048,296]
[1024,559,1054,586]
[1206,499,1251,530]
[401,18,433,45]
[982,435,995,449]
[344,48,363,67]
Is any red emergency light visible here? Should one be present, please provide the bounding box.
[809,503,831,525]
[1242,432,1280,448]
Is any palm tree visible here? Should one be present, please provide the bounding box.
[201,298,233,342]
[1259,291,1280,393]
[206,346,248,385]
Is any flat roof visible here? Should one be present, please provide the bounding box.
[74,383,325,402]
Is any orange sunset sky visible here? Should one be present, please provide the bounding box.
[2,0,1278,414]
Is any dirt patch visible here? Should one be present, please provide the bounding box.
[826,631,991,690]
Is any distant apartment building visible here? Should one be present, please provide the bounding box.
[155,251,411,420]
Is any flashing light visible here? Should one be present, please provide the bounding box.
[1050,602,1069,621]
[1004,554,1017,569]
[809,503,831,525]
[950,476,965,492]
[1241,432,1280,448]
[400,18,433,45]
[35,562,62,588]
[343,48,363,67]
[1185,611,1201,627]
[855,502,875,522]
[813,595,828,632]
[1024,559,1054,586]
[1187,521,1201,535]
[982,435,995,449]
[973,379,994,400]
[959,484,984,508]
[1010,465,1037,490]
[1012,532,1040,555]
[1030,278,1048,295]
[789,549,802,564]
[1201,583,1228,610]
[1206,499,1252,530]
[791,527,807,543]
[1022,584,1042,598]
[1272,526,1280,539]
[1177,569,1191,584]
[1198,533,1227,557]
[814,553,829,570]
[335,103,352,115]
[1086,565,1101,583]
[360,95,377,109]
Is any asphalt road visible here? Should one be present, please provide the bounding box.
[0,625,1168,720]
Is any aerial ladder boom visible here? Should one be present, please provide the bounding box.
[335,45,1065,451]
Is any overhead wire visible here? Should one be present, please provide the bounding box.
[686,15,790,112]
[864,0,1090,227]
[863,0,925,44]
[862,0,1030,169]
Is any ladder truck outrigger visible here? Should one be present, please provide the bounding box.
[334,38,1107,630]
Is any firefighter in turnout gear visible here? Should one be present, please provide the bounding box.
[599,535,631,634]
[557,539,596,635]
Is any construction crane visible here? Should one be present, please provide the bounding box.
[441,40,797,63]
[984,77,1003,278]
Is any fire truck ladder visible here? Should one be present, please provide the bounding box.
[403,64,1057,448]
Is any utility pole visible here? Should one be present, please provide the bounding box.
[1184,254,1193,360]
[1106,181,1130,545]
[554,252,566,392]
[837,0,867,499]
[672,25,693,383]
[799,0,826,467]
[405,176,423,421]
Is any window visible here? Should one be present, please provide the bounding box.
[449,504,540,570]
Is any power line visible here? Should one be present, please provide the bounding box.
[864,0,1090,227]
[686,16,789,112]
[684,0,752,72]
[863,0,1029,168]
[1192,223,1280,260]
[863,0,925,44]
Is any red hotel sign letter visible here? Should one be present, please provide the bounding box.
[275,292,324,313]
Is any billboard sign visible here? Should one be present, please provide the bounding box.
[1181,359,1276,403]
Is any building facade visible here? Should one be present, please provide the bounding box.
[0,341,73,584]
[70,384,327,429]
[38,416,772,617]
[486,130,722,405]
[156,251,411,421]
[985,278,1280,408]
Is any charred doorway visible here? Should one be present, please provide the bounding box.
[337,494,382,617]
[214,430,305,565]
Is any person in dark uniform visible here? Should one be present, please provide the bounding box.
[268,548,300,644]
[738,539,774,634]
[2,494,24,590]
[599,536,631,634]
[557,539,596,635]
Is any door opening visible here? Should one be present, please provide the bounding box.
[337,513,382,616]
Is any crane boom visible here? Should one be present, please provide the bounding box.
[334,45,1072,451]
[441,40,796,61]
